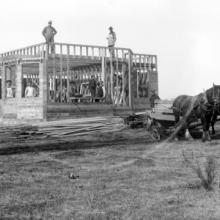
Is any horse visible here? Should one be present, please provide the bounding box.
[205,84,220,135]
[172,91,211,141]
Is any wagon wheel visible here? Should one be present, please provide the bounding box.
[149,122,161,141]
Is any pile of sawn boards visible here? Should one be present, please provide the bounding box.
[0,117,125,143]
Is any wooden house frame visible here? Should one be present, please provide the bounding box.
[0,42,158,121]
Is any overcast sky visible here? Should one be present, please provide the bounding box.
[1,0,220,99]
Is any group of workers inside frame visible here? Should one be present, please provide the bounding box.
[49,75,105,103]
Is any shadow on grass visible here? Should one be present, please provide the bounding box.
[0,134,152,156]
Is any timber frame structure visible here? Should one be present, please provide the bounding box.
[0,42,158,121]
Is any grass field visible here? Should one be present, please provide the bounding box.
[1,128,220,220]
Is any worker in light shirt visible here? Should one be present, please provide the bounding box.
[25,81,36,98]
[6,80,15,98]
[107,26,116,58]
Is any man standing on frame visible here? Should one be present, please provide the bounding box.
[107,26,116,58]
[42,20,57,53]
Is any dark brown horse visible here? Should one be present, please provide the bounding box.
[205,84,220,135]
[172,92,210,141]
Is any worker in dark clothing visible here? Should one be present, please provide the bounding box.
[42,20,57,53]
[89,75,97,102]
[95,81,104,102]
[149,90,160,113]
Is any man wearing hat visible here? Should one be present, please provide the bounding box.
[42,20,57,53]
[107,26,116,58]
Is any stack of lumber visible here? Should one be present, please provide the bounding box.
[35,117,125,138]
[0,117,125,143]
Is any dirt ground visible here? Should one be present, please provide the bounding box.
[1,127,220,220]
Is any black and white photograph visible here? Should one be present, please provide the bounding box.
[0,0,220,219]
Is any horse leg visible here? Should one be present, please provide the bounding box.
[174,113,180,141]
[211,113,217,135]
[211,122,215,135]
[201,114,211,142]
[201,115,207,142]
[206,114,212,141]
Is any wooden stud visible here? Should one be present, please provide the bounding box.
[80,46,82,57]
[1,64,5,100]
[60,44,63,103]
[15,63,22,99]
[86,46,88,57]
[139,55,142,98]
[52,50,56,102]
[110,58,114,103]
[92,47,94,59]
[67,45,70,102]
[73,46,76,56]
[122,61,126,107]
[128,51,133,110]
[116,50,119,106]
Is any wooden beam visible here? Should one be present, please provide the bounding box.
[116,50,119,106]
[138,56,142,98]
[15,64,22,99]
[122,56,126,107]
[67,45,70,102]
[52,52,56,102]
[86,46,88,57]
[1,64,5,100]
[60,45,63,103]
[128,51,133,110]
[92,47,94,59]
[39,60,47,120]
[110,58,114,103]
[80,46,82,57]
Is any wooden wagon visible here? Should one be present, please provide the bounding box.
[124,104,215,141]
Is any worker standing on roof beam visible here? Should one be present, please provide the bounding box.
[42,20,57,53]
[107,26,116,58]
